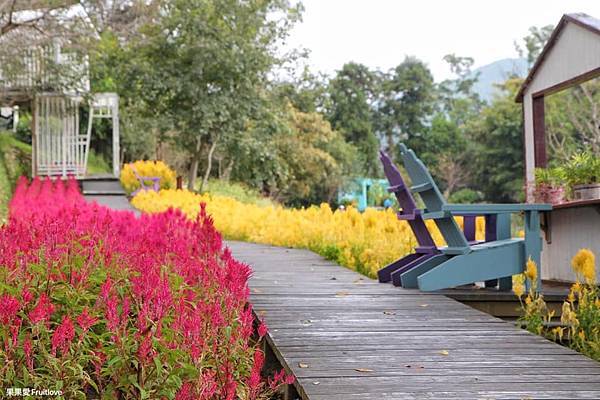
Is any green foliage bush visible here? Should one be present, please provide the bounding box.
[448,188,483,204]
[202,179,275,207]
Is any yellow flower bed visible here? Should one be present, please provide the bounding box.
[132,189,486,278]
[120,161,177,195]
[515,249,600,362]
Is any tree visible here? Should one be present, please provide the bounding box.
[228,102,356,206]
[426,54,483,196]
[114,0,302,190]
[468,78,525,202]
[375,56,435,159]
[515,25,554,67]
[326,62,380,176]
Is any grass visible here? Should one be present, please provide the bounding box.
[0,132,32,220]
[87,150,112,174]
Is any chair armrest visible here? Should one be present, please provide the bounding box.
[442,203,552,214]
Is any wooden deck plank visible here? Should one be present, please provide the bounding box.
[228,241,600,400]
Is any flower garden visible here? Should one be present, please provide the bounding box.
[0,177,292,399]
[515,250,600,362]
[131,188,486,279]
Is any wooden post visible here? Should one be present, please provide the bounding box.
[31,97,37,177]
[176,176,183,190]
[112,95,120,177]
[532,95,547,168]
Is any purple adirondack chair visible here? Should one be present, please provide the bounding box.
[378,151,482,286]
[129,164,161,197]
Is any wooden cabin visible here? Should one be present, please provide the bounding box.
[516,13,600,282]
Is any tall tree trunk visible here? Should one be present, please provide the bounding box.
[199,140,218,193]
[222,159,234,181]
[188,137,202,191]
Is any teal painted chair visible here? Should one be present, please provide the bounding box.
[396,144,551,291]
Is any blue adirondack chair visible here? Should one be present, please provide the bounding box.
[393,144,551,291]
[379,151,504,288]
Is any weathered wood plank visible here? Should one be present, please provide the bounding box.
[227,241,600,400]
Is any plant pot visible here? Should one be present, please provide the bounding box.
[546,186,565,205]
[573,183,600,201]
[532,184,548,203]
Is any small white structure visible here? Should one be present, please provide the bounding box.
[87,93,120,177]
[516,13,600,282]
[1,30,120,178]
[32,93,120,178]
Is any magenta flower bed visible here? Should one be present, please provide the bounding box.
[0,177,291,399]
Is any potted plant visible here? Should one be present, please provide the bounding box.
[563,152,600,201]
[534,167,566,204]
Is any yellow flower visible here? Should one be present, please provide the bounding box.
[524,257,538,282]
[512,274,525,298]
[131,188,486,278]
[120,160,177,195]
[552,327,564,341]
[578,330,586,341]
[571,248,596,284]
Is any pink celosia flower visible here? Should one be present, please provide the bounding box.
[0,294,20,324]
[137,333,154,364]
[257,321,268,338]
[28,293,54,325]
[76,307,97,334]
[174,382,194,400]
[51,315,75,356]
[23,334,33,370]
[21,288,33,305]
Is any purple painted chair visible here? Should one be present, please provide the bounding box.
[130,164,161,197]
[378,151,490,287]
[377,151,439,285]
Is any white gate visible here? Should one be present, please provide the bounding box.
[33,94,87,178]
[32,93,120,178]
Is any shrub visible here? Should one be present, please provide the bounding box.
[203,180,274,207]
[131,189,486,278]
[0,177,291,399]
[120,161,177,195]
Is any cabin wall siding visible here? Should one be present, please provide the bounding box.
[541,206,600,282]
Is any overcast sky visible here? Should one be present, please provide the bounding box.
[283,0,600,82]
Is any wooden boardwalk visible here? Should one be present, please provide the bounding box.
[228,241,600,400]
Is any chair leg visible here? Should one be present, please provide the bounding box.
[498,276,513,291]
[524,211,543,292]
[395,254,450,288]
[388,253,438,287]
[377,253,421,283]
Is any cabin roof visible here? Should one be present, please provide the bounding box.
[515,13,600,102]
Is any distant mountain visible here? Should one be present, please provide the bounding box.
[470,58,528,103]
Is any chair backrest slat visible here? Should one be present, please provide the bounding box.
[398,144,470,252]
[379,151,436,250]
